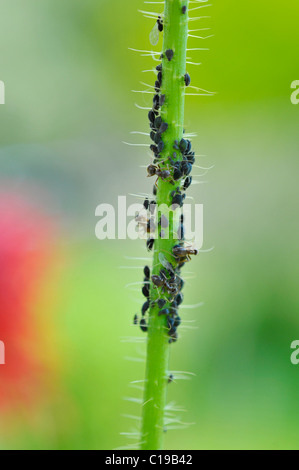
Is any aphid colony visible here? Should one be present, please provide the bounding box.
[134,7,198,347]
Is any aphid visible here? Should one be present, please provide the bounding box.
[154,132,162,145]
[174,316,181,328]
[149,200,157,214]
[183,176,192,190]
[154,116,162,129]
[157,298,167,309]
[158,307,178,317]
[174,292,184,306]
[181,161,192,176]
[159,122,168,134]
[157,17,163,32]
[177,223,185,240]
[173,167,183,180]
[153,185,157,196]
[155,80,160,92]
[140,318,148,333]
[144,265,150,279]
[159,214,169,228]
[172,244,199,260]
[142,283,150,298]
[171,192,184,207]
[169,333,178,344]
[184,73,191,87]
[142,300,150,316]
[186,154,195,164]
[143,198,150,210]
[133,314,138,325]
[150,131,156,142]
[182,5,187,14]
[149,16,163,46]
[168,374,174,384]
[179,138,188,153]
[148,110,155,124]
[153,94,160,109]
[146,238,155,251]
[150,144,159,155]
[157,71,162,84]
[156,64,162,72]
[159,94,166,107]
[173,140,179,150]
[157,141,165,153]
[167,316,175,329]
[186,140,192,154]
[147,217,156,234]
[165,49,174,61]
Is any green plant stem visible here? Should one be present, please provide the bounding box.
[141,0,189,451]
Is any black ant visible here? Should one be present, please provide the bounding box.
[147,163,173,186]
[152,270,178,296]
[172,244,199,261]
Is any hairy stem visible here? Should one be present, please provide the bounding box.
[141,0,189,451]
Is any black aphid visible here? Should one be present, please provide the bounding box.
[150,144,159,155]
[154,132,162,144]
[165,49,174,61]
[159,122,168,134]
[172,193,184,207]
[157,141,165,153]
[184,73,191,87]
[153,94,160,109]
[173,167,183,180]
[154,116,162,129]
[179,138,188,153]
[157,298,167,309]
[159,94,166,107]
[157,17,163,32]
[144,265,150,279]
[142,283,150,298]
[146,238,155,251]
[183,176,192,190]
[142,300,150,316]
[181,161,192,176]
[175,292,184,306]
[148,110,155,124]
[143,198,150,210]
[140,318,148,332]
[160,214,169,228]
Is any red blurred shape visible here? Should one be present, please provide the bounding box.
[0,191,58,410]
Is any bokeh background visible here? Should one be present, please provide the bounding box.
[0,0,298,450]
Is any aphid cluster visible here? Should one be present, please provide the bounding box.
[134,6,198,345]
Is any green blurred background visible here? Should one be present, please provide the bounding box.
[0,0,298,450]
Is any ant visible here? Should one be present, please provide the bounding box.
[172,244,199,261]
[152,270,179,296]
[147,163,173,186]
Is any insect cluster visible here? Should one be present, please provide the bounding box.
[133,6,198,346]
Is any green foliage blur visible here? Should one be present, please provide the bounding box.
[0,0,298,450]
